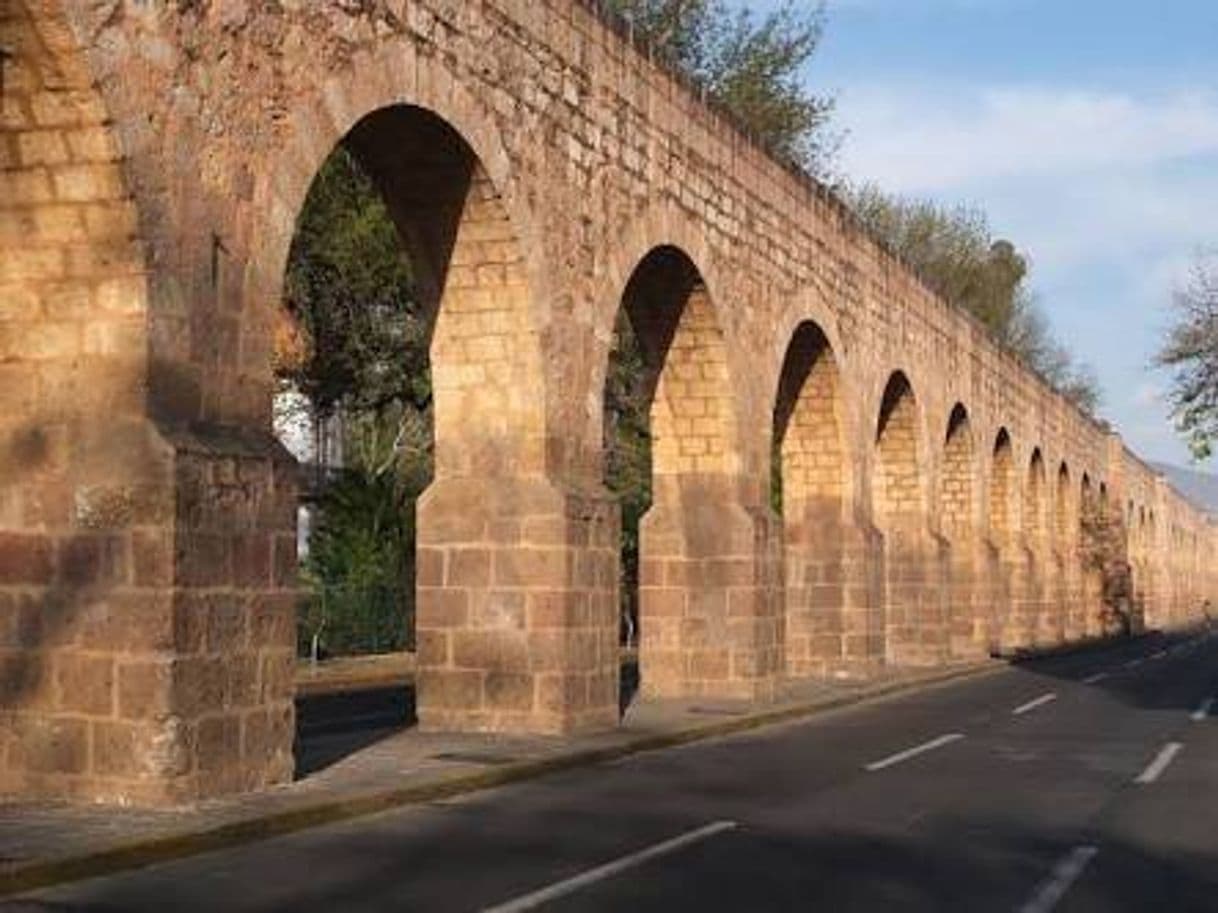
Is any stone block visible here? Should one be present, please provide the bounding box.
[53,652,114,716]
[0,532,55,584]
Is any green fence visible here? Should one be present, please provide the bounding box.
[297,584,415,660]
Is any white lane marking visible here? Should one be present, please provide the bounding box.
[1125,658,1144,669]
[864,733,965,772]
[1082,672,1109,685]
[1191,697,1214,722]
[1013,692,1058,716]
[1150,650,1168,661]
[1017,845,1100,913]
[481,821,738,913]
[1135,742,1184,784]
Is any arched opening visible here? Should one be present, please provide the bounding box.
[989,430,1016,546]
[1080,474,1104,637]
[1055,463,1073,550]
[985,429,1017,650]
[1026,450,1048,548]
[939,405,980,657]
[773,322,847,677]
[874,373,939,665]
[875,374,924,523]
[1056,462,1082,639]
[607,247,771,701]
[1026,449,1055,643]
[277,105,584,738]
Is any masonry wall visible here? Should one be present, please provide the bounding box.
[2,0,1216,805]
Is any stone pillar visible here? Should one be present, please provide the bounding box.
[946,536,986,660]
[881,523,947,666]
[640,478,781,701]
[415,478,619,734]
[784,513,879,678]
[2,1,296,804]
[1000,545,1037,652]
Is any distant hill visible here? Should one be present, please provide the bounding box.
[1149,462,1218,518]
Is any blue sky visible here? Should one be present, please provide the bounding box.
[759,0,1218,466]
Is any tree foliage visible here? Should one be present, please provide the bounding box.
[281,147,432,658]
[847,184,1101,415]
[282,146,431,423]
[606,0,837,174]
[1157,251,1218,460]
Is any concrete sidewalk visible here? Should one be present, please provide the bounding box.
[0,660,1002,897]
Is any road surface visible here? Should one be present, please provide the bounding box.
[9,626,1218,912]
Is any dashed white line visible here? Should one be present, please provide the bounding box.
[1125,658,1145,669]
[1192,697,1214,722]
[1081,672,1109,685]
[1135,742,1184,784]
[864,733,965,772]
[481,820,739,912]
[1017,845,1100,913]
[1150,650,1168,661]
[1013,692,1058,716]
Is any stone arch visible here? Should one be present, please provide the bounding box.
[1056,462,1074,549]
[985,429,1019,650]
[1056,462,1085,639]
[773,321,850,677]
[233,42,552,442]
[1080,473,1104,637]
[939,405,982,657]
[939,405,976,542]
[989,430,1017,546]
[873,372,942,665]
[618,247,777,701]
[1026,448,1056,644]
[592,202,746,485]
[286,105,545,479]
[270,104,612,737]
[774,322,848,518]
[874,372,926,527]
[766,287,860,512]
[1026,449,1048,548]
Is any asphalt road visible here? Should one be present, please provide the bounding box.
[9,626,1218,912]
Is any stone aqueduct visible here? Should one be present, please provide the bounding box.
[2,0,1216,806]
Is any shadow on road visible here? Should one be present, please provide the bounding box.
[293,660,644,779]
[1004,622,1218,716]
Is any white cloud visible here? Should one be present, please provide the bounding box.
[840,85,1218,194]
[832,81,1218,464]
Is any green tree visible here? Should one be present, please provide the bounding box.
[282,147,431,424]
[282,147,433,658]
[1157,251,1218,460]
[606,0,837,174]
[300,418,424,658]
[847,184,1101,415]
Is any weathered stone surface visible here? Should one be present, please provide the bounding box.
[1,0,1215,807]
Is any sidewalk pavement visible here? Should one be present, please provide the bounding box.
[0,659,1003,897]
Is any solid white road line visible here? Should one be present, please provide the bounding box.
[481,821,738,913]
[864,733,965,772]
[1135,742,1184,784]
[1125,658,1144,669]
[1150,650,1168,661]
[1081,672,1109,685]
[1013,692,1058,716]
[1017,845,1100,913]
[1191,697,1214,722]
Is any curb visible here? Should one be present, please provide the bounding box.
[0,661,1005,898]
